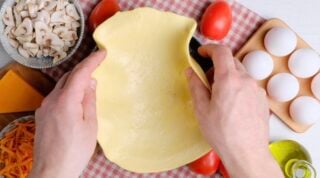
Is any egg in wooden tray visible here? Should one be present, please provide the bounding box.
[235,19,320,133]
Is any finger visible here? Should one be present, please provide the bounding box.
[198,45,235,77]
[54,72,71,90]
[206,68,214,85]
[234,58,246,72]
[259,88,267,96]
[257,88,270,121]
[186,68,210,119]
[83,79,97,126]
[63,50,106,100]
[41,72,71,105]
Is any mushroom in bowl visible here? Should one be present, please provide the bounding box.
[0,0,85,68]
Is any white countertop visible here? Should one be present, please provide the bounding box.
[239,0,320,172]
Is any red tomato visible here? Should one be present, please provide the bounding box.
[88,0,120,32]
[188,150,221,176]
[200,1,232,40]
[219,163,230,178]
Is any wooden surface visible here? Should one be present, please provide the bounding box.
[235,19,315,133]
[0,62,55,130]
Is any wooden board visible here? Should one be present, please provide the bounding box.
[235,19,315,133]
[0,62,55,130]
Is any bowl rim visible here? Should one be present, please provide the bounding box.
[0,0,85,69]
[0,115,34,139]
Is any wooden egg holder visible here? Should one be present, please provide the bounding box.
[235,19,317,133]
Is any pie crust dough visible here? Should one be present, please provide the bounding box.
[93,8,210,173]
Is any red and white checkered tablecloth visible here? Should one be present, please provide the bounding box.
[42,0,264,81]
[42,0,265,177]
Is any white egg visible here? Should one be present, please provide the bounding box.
[242,50,274,80]
[267,73,300,102]
[290,96,320,125]
[311,73,320,100]
[264,27,297,57]
[288,48,320,78]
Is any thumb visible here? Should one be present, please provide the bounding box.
[186,68,211,120]
[83,79,98,129]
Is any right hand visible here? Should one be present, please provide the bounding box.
[186,45,283,178]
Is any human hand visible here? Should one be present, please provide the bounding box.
[29,50,106,178]
[186,45,283,178]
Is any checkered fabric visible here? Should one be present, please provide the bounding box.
[42,0,264,81]
[42,0,265,177]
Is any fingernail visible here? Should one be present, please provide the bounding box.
[90,79,97,90]
[185,68,193,79]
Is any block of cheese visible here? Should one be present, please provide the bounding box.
[0,70,44,113]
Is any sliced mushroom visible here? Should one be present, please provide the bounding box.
[35,21,50,44]
[66,4,80,20]
[37,0,48,10]
[3,7,15,27]
[7,27,17,39]
[43,1,57,11]
[63,40,75,51]
[16,35,33,43]
[15,18,33,36]
[23,42,38,49]
[20,11,29,18]
[9,38,19,48]
[64,40,75,47]
[53,51,67,63]
[15,1,25,12]
[61,31,78,41]
[70,21,80,30]
[10,26,17,35]
[26,0,37,4]
[63,15,76,25]
[43,32,64,47]
[42,47,50,56]
[18,46,30,58]
[36,10,50,24]
[4,26,14,39]
[49,47,57,56]
[56,0,68,10]
[23,42,39,57]
[51,45,63,52]
[36,49,43,58]
[24,3,28,10]
[63,45,69,52]
[51,10,66,24]
[52,26,68,37]
[13,7,22,26]
[27,3,39,18]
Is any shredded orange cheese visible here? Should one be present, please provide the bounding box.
[0,120,35,178]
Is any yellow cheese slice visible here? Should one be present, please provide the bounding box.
[93,8,210,173]
[0,70,44,113]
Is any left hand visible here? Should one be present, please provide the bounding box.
[29,50,106,178]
